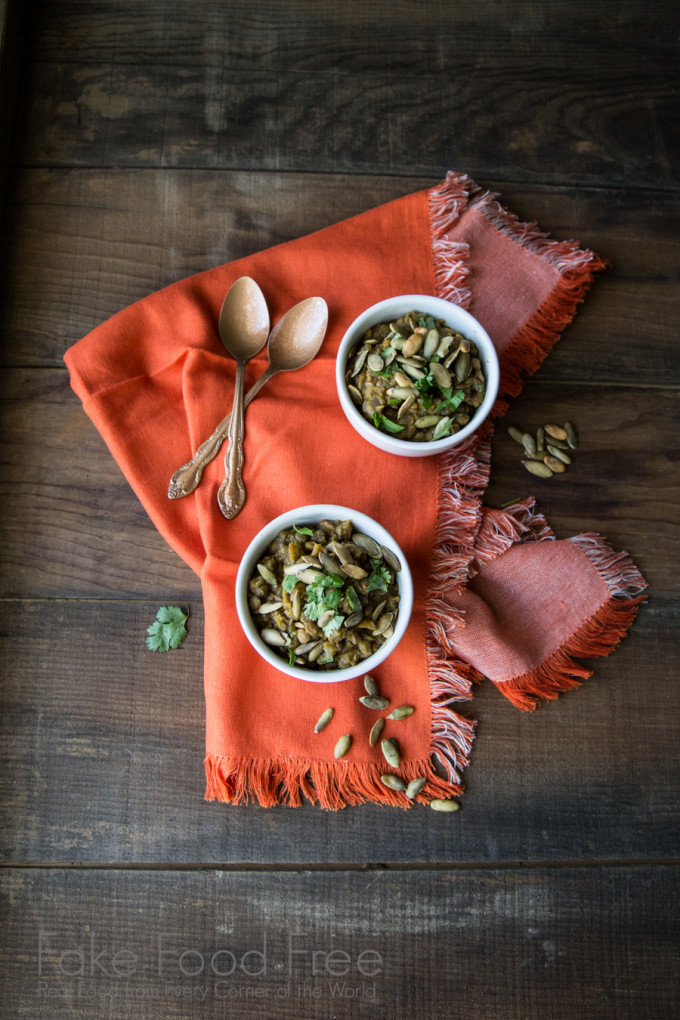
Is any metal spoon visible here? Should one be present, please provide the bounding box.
[168,295,329,499]
[214,278,271,519]
[216,295,329,518]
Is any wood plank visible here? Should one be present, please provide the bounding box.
[0,371,674,600]
[12,59,677,190]
[1,865,678,1018]
[0,599,676,864]
[25,0,680,69]
[1,170,678,377]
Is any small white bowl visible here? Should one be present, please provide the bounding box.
[336,294,500,458]
[235,504,414,683]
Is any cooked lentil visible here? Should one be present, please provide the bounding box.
[345,310,487,442]
[248,519,401,671]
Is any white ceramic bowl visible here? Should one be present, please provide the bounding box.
[235,504,414,683]
[336,294,500,457]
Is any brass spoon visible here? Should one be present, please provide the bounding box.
[168,295,329,499]
[214,278,271,519]
[216,295,329,518]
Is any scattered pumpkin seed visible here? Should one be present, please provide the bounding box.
[314,707,334,733]
[544,455,566,473]
[522,460,553,478]
[360,695,390,710]
[364,674,379,696]
[544,423,569,441]
[547,444,572,465]
[334,734,352,759]
[369,717,385,747]
[565,421,578,449]
[381,738,401,768]
[405,777,426,799]
[380,774,407,792]
[522,432,537,456]
[429,799,460,812]
[508,425,524,444]
[387,705,414,720]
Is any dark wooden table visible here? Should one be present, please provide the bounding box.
[1,2,678,1017]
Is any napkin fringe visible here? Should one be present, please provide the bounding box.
[491,533,647,710]
[428,170,608,400]
[204,751,466,811]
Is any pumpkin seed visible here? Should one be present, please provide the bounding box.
[547,444,572,465]
[292,588,302,620]
[334,734,352,759]
[522,432,537,456]
[342,563,368,580]
[429,361,452,389]
[454,351,470,382]
[536,425,545,452]
[373,612,394,637]
[348,384,363,405]
[261,628,289,646]
[544,455,566,473]
[371,600,387,621]
[397,394,416,419]
[508,426,524,444]
[392,370,413,388]
[381,545,401,572]
[353,533,382,558]
[344,611,363,628]
[400,362,427,381]
[257,601,284,614]
[544,423,568,440]
[429,799,460,812]
[387,385,418,400]
[352,347,369,375]
[387,705,414,720]
[366,353,383,372]
[381,738,401,768]
[331,541,353,565]
[416,415,440,428]
[308,643,324,662]
[522,460,553,478]
[297,567,326,584]
[319,552,343,575]
[297,640,322,656]
[360,695,390,710]
[257,563,277,586]
[433,416,452,440]
[381,774,407,792]
[369,718,385,747]
[405,778,426,799]
[364,674,380,696]
[401,329,426,358]
[314,707,334,733]
[423,328,440,358]
[564,421,578,449]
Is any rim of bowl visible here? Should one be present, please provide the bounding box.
[336,294,500,457]
[235,504,414,683]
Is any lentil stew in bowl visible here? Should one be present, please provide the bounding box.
[247,518,402,672]
[344,309,487,443]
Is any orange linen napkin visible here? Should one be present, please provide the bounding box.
[64,172,646,809]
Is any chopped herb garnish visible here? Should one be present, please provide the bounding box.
[303,573,344,621]
[293,524,314,536]
[367,558,392,594]
[288,647,296,666]
[322,614,345,638]
[436,389,465,414]
[372,411,404,434]
[345,585,361,613]
[282,573,299,593]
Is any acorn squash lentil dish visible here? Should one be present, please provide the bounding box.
[344,310,487,442]
[248,519,401,671]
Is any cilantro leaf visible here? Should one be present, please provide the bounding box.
[372,411,405,434]
[436,389,465,414]
[322,614,345,638]
[282,573,299,592]
[345,585,361,613]
[367,559,392,594]
[146,606,189,652]
[303,573,344,621]
[293,524,314,536]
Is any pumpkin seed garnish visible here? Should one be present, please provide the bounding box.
[314,707,334,733]
[369,717,385,747]
[381,738,401,768]
[522,460,553,478]
[353,533,382,559]
[387,705,414,720]
[363,674,380,696]
[381,774,407,792]
[257,563,277,586]
[405,778,426,799]
[429,799,460,812]
[334,734,352,759]
[360,695,390,710]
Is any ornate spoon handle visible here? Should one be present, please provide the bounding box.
[167,367,274,499]
[217,362,247,519]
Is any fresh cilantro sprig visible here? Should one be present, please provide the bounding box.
[372,411,404,434]
[367,559,392,594]
[146,606,189,652]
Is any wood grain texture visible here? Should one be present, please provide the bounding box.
[0,599,676,864]
[1,170,678,373]
[1,865,678,1019]
[13,59,678,189]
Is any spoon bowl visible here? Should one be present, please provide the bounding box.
[168,295,328,499]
